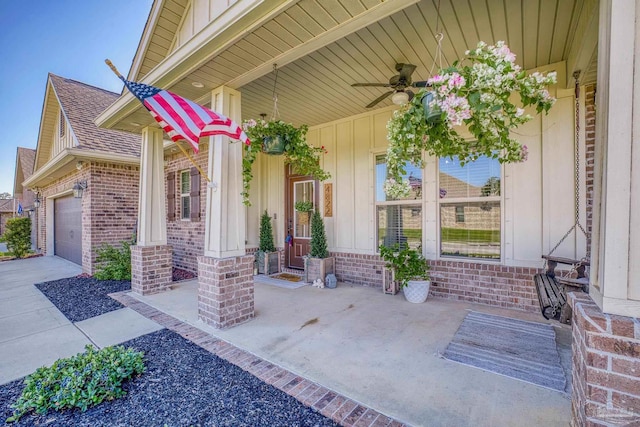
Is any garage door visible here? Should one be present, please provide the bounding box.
[54,195,82,265]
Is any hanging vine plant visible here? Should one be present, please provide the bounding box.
[241,119,330,206]
[240,64,329,206]
[385,41,557,198]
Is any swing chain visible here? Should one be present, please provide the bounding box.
[271,64,280,121]
[547,71,587,258]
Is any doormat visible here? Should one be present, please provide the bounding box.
[443,311,567,392]
[253,274,307,289]
[270,273,302,282]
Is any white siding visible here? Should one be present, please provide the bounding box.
[252,77,582,268]
[171,0,239,53]
[50,108,76,160]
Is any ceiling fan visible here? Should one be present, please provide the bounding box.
[352,63,430,108]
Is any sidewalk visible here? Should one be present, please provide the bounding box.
[0,256,161,385]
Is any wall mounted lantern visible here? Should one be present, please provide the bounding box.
[33,192,41,208]
[73,180,88,198]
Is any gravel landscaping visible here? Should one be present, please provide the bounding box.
[35,277,130,322]
[0,329,337,426]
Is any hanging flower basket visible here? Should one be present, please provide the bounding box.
[261,135,287,155]
[384,41,557,198]
[421,92,442,124]
[241,119,331,206]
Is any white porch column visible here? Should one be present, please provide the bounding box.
[204,86,246,257]
[590,0,640,317]
[137,126,167,246]
[198,86,253,329]
[131,126,172,295]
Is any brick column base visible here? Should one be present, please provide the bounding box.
[131,245,173,295]
[197,255,254,329]
[569,292,640,427]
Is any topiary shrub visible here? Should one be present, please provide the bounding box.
[94,239,134,280]
[7,344,145,422]
[3,217,31,258]
[310,210,328,258]
[258,210,276,253]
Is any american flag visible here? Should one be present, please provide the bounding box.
[120,78,249,153]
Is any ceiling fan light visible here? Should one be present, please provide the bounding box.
[391,91,410,105]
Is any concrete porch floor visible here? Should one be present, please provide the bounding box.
[132,279,572,427]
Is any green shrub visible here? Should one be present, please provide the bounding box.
[3,217,31,258]
[258,210,276,253]
[7,345,145,422]
[310,210,328,258]
[379,243,430,288]
[94,239,133,280]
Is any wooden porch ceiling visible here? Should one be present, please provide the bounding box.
[111,0,598,133]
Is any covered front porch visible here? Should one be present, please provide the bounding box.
[125,278,572,427]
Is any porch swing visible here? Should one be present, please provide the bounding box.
[534,71,590,323]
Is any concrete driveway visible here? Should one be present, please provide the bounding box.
[0,255,163,385]
[0,256,89,384]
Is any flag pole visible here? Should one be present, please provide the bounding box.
[104,59,211,183]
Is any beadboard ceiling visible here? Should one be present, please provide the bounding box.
[112,0,597,133]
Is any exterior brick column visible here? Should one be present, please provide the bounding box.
[569,293,640,426]
[131,245,172,295]
[197,255,254,329]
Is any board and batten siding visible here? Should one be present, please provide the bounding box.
[251,70,585,268]
[171,0,239,53]
[50,107,77,160]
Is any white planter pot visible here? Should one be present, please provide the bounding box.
[403,280,431,303]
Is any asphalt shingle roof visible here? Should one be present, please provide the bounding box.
[49,74,140,157]
[17,147,36,179]
[0,199,14,213]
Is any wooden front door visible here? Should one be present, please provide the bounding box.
[285,173,317,269]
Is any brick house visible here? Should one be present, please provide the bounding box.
[13,147,37,249]
[95,1,639,424]
[23,74,140,274]
[0,199,14,237]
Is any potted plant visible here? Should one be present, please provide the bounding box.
[256,210,279,275]
[305,209,335,285]
[241,119,330,205]
[384,41,557,198]
[379,243,431,303]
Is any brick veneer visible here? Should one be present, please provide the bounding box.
[37,162,139,274]
[131,245,173,295]
[569,293,640,426]
[197,255,254,329]
[584,85,596,259]
[165,149,207,273]
[331,251,541,312]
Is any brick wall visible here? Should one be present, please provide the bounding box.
[331,251,541,312]
[39,162,139,274]
[165,148,207,273]
[585,85,596,258]
[131,245,173,295]
[87,162,139,274]
[569,293,640,426]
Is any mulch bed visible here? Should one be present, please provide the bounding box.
[35,278,130,322]
[0,329,337,427]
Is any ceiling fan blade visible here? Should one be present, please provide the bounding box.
[366,90,394,108]
[398,63,417,80]
[411,80,431,88]
[352,83,392,87]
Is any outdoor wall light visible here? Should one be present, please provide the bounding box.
[33,192,41,208]
[391,91,410,105]
[73,180,88,198]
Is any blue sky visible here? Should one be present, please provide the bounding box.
[0,0,153,196]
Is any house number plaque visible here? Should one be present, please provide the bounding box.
[324,183,332,217]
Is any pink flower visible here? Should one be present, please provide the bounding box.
[497,45,516,63]
[428,74,444,84]
[520,145,529,161]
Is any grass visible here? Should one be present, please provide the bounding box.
[441,228,500,244]
[378,228,499,244]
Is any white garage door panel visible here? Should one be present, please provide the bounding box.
[54,196,82,265]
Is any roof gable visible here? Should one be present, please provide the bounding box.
[128,0,189,82]
[33,74,141,174]
[13,148,36,195]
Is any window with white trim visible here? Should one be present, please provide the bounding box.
[375,154,422,250]
[180,170,190,220]
[438,156,501,259]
